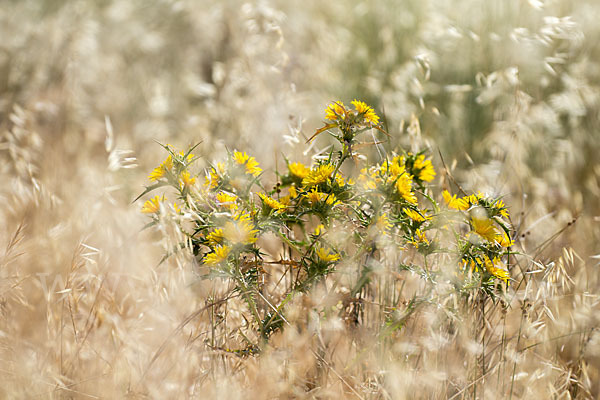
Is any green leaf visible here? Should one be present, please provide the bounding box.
[133,181,170,203]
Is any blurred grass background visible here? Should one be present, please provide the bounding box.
[1,0,600,398]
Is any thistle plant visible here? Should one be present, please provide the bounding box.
[140,99,514,353]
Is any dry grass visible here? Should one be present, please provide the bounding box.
[1,0,600,398]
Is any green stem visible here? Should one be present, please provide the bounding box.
[233,255,262,346]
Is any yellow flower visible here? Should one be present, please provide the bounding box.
[279,195,291,206]
[442,190,469,210]
[386,156,406,178]
[148,155,173,181]
[216,191,238,210]
[302,164,335,187]
[376,213,393,234]
[413,155,436,182]
[259,193,286,212]
[497,231,514,248]
[358,168,378,190]
[288,162,310,179]
[410,229,429,248]
[204,245,231,265]
[304,189,322,204]
[234,211,253,222]
[403,208,430,222]
[484,256,510,283]
[304,188,339,206]
[334,173,345,186]
[233,151,262,176]
[206,228,224,246]
[245,156,262,176]
[464,193,483,208]
[148,166,165,182]
[288,185,298,199]
[471,217,498,242]
[315,246,340,263]
[233,151,249,165]
[494,199,510,218]
[462,258,477,272]
[141,195,164,214]
[324,194,340,206]
[351,99,380,125]
[179,171,196,189]
[395,174,417,204]
[313,224,325,236]
[224,214,258,244]
[173,202,181,214]
[204,167,220,190]
[325,101,346,121]
[178,151,194,163]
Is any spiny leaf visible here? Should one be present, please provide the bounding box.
[306,123,337,143]
[132,181,170,203]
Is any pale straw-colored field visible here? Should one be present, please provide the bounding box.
[1,1,599,398]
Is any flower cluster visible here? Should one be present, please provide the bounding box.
[138,145,197,214]
[442,190,513,284]
[139,100,514,350]
[325,99,380,125]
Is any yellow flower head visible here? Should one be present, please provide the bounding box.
[315,246,340,263]
[463,258,478,273]
[224,214,258,244]
[494,199,510,218]
[288,162,310,179]
[325,101,346,121]
[245,156,262,176]
[204,167,221,190]
[410,229,429,248]
[206,228,224,246]
[304,188,339,206]
[413,155,436,182]
[395,174,417,204]
[304,189,322,204]
[464,193,483,208]
[302,164,335,187]
[179,171,196,189]
[403,207,430,222]
[358,168,378,190]
[141,195,164,214]
[376,213,393,234]
[386,156,406,179]
[313,224,326,236]
[204,245,231,265]
[178,151,194,164]
[497,231,514,248]
[442,190,469,210]
[148,166,166,182]
[148,155,173,181]
[259,193,286,212]
[233,151,262,177]
[288,185,298,199]
[216,191,238,210]
[351,99,380,125]
[233,151,249,165]
[484,256,510,283]
[471,217,498,243]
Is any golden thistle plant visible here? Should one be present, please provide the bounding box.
[139,100,514,352]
